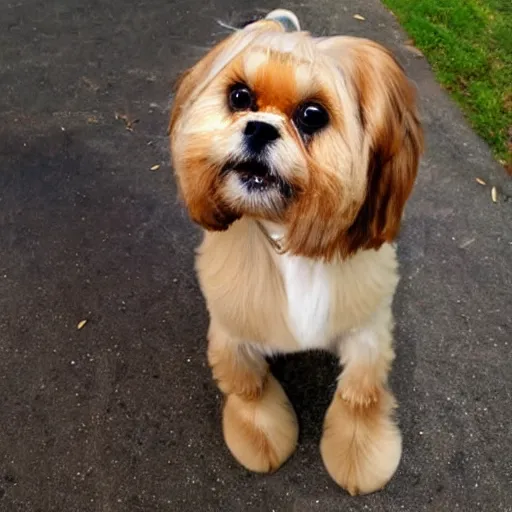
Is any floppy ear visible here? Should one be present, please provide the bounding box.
[317,37,424,256]
[168,38,232,138]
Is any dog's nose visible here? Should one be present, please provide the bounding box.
[244,121,280,153]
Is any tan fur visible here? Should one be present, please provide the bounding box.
[286,38,424,259]
[223,375,299,473]
[319,305,402,495]
[320,387,401,496]
[169,19,285,136]
[207,319,269,400]
[197,219,299,351]
[169,15,423,495]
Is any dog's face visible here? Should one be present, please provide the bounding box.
[170,20,423,259]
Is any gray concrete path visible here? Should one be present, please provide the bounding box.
[1,1,511,510]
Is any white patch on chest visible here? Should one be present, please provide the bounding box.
[277,253,332,349]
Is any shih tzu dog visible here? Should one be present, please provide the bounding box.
[169,9,423,495]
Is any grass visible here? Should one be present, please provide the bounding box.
[382,0,512,168]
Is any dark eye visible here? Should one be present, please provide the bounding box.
[228,84,255,111]
[295,103,329,135]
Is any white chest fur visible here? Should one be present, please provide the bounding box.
[276,253,333,349]
[265,221,399,350]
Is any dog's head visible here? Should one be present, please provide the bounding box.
[169,15,423,260]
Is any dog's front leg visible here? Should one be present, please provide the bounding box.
[207,320,298,473]
[320,306,402,495]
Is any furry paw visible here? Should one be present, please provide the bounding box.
[320,389,402,495]
[222,375,298,473]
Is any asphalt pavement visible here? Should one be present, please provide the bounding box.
[0,0,511,511]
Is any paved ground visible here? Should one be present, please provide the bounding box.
[1,0,511,511]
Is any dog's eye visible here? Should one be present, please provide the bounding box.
[228,84,255,111]
[294,103,329,135]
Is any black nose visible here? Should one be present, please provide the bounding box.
[244,121,280,153]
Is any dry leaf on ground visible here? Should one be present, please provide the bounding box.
[403,43,424,58]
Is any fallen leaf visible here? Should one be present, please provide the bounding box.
[491,186,498,203]
[403,43,424,58]
[81,76,100,93]
[150,164,161,171]
[77,320,87,330]
[353,14,365,21]
[459,238,475,249]
[475,178,486,186]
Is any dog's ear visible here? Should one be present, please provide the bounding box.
[316,37,424,256]
[168,38,231,138]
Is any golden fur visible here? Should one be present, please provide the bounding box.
[170,12,423,495]
[223,375,299,473]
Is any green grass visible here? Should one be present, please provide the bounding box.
[382,0,512,167]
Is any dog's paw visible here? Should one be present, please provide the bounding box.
[222,375,298,473]
[320,389,402,495]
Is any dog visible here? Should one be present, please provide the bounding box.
[169,9,423,495]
